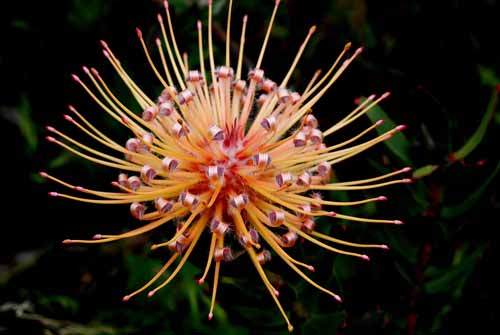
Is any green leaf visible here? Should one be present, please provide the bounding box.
[124,253,164,292]
[68,0,110,30]
[380,227,418,263]
[394,261,415,286]
[168,0,192,13]
[478,65,500,86]
[17,95,38,153]
[38,295,79,315]
[441,159,500,219]
[412,165,439,179]
[331,254,357,281]
[11,19,30,30]
[302,311,346,334]
[423,245,485,294]
[48,152,76,168]
[450,87,499,162]
[364,98,412,165]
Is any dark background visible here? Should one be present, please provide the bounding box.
[1,0,499,334]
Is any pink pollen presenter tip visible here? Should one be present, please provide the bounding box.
[274,289,280,297]
[197,278,204,285]
[361,255,370,261]
[122,295,130,302]
[93,234,103,240]
[328,211,337,217]
[308,265,315,272]
[100,40,108,48]
[71,74,80,82]
[45,126,55,132]
[68,104,77,112]
[381,244,390,250]
[82,66,90,74]
[75,186,85,191]
[378,196,388,201]
[147,291,155,298]
[39,171,48,178]
[48,192,59,197]
[402,167,413,173]
[197,20,202,30]
[394,220,404,225]
[382,91,392,99]
[367,94,376,101]
[243,15,248,23]
[208,312,213,321]
[62,239,73,244]
[45,136,56,142]
[157,13,163,23]
[403,178,413,184]
[136,27,142,38]
[63,114,74,122]
[334,295,343,303]
[396,124,407,132]
[376,119,385,126]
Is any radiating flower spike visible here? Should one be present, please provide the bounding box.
[45,0,408,331]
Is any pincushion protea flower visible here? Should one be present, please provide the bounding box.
[42,0,410,331]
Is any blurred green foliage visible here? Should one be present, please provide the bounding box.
[2,0,500,334]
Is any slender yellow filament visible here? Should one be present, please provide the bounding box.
[48,138,140,172]
[225,0,233,67]
[158,11,186,89]
[311,231,388,249]
[283,221,369,260]
[235,15,248,81]
[138,30,168,88]
[303,69,322,96]
[231,208,261,249]
[151,204,210,250]
[165,2,187,76]
[64,211,181,244]
[68,106,120,147]
[280,26,316,88]
[198,234,217,284]
[208,1,216,81]
[247,247,293,332]
[333,168,410,186]
[333,213,401,224]
[148,218,205,296]
[207,182,223,208]
[156,37,175,86]
[248,211,341,301]
[247,207,316,271]
[255,0,280,69]
[123,253,179,301]
[311,179,409,191]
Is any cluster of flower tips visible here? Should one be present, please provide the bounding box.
[42,0,411,331]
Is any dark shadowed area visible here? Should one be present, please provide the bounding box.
[1,0,499,334]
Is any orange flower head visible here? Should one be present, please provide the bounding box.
[42,0,410,331]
